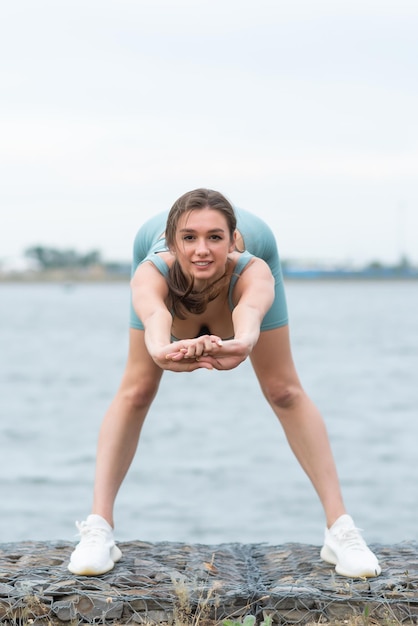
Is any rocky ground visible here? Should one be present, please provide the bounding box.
[0,539,417,624]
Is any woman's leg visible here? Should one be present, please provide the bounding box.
[250,325,345,527]
[68,329,162,576]
[92,328,163,527]
[250,326,381,578]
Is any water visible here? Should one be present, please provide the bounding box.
[0,280,417,546]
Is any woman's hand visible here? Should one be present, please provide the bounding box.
[197,338,252,370]
[165,335,223,360]
[151,335,223,371]
[164,337,253,371]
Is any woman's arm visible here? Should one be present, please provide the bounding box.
[131,261,172,353]
[203,257,275,369]
[165,257,275,370]
[230,256,275,351]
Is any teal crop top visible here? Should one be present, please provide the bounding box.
[130,207,288,332]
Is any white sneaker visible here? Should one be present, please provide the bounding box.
[68,514,122,576]
[320,514,381,578]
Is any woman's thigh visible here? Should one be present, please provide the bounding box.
[250,326,302,388]
[119,328,164,394]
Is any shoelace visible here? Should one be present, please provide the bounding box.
[334,526,368,551]
[76,521,108,546]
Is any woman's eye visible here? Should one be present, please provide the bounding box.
[181,234,223,241]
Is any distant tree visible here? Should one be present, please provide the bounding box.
[24,246,102,269]
[396,254,411,269]
[79,250,102,267]
[367,260,383,270]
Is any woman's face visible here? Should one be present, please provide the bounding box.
[173,207,236,287]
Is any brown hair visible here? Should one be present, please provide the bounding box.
[165,188,237,319]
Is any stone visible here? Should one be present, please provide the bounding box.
[0,540,417,624]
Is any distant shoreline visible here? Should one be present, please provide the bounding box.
[1,270,418,283]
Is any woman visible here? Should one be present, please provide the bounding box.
[68,188,381,578]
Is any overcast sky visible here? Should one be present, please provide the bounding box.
[1,0,417,267]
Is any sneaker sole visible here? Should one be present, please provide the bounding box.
[335,563,382,578]
[320,545,381,578]
[68,559,115,576]
[68,545,122,577]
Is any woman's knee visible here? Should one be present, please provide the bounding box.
[262,380,304,410]
[119,376,160,411]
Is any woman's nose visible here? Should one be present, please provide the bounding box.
[195,239,209,255]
